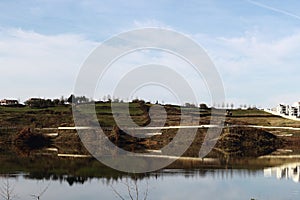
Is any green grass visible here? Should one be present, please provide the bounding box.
[0,106,32,113]
[0,105,73,128]
[227,109,300,127]
[231,109,272,116]
[0,103,299,129]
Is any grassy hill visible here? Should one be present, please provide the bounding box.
[1,102,299,129]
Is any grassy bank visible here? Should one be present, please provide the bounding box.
[0,102,299,159]
[1,102,299,129]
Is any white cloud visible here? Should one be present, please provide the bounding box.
[0,28,98,101]
[1,26,299,107]
[193,30,300,107]
[215,30,300,72]
[133,19,173,29]
[95,49,210,105]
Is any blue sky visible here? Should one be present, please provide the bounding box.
[1,0,300,107]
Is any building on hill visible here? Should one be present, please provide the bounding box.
[293,102,300,117]
[275,102,300,118]
[276,104,288,115]
[0,99,19,105]
[289,106,298,117]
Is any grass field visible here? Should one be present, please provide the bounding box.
[0,103,300,129]
[227,109,300,127]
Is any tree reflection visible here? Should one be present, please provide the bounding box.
[0,179,17,200]
[111,177,149,200]
[30,183,49,200]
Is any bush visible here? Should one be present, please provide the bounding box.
[14,128,51,149]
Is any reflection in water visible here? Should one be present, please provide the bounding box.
[30,183,50,200]
[111,177,148,200]
[0,179,17,200]
[1,168,300,200]
[2,143,300,199]
[264,162,300,183]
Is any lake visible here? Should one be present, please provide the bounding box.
[1,147,300,200]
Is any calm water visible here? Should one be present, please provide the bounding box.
[1,126,300,200]
[1,161,300,200]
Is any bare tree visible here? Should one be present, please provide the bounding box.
[30,183,49,200]
[212,102,216,108]
[221,102,225,109]
[107,95,112,102]
[0,179,17,200]
[111,177,149,200]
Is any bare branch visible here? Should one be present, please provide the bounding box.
[134,179,139,200]
[0,179,18,200]
[39,183,50,197]
[110,185,126,200]
[126,179,134,200]
[143,180,149,200]
[110,177,149,200]
[30,183,50,200]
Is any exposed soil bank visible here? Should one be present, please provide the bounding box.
[215,127,284,157]
[13,128,51,149]
[3,125,284,159]
[105,126,284,158]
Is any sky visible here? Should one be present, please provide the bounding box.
[0,0,300,107]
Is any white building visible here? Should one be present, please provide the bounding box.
[293,102,300,117]
[275,102,300,118]
[276,104,288,115]
[0,99,19,105]
[289,106,298,117]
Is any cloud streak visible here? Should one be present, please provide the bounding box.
[246,0,300,21]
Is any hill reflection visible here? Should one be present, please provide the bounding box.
[1,144,300,186]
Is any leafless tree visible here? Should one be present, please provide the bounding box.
[30,183,50,200]
[0,179,17,200]
[221,102,225,108]
[111,177,149,200]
